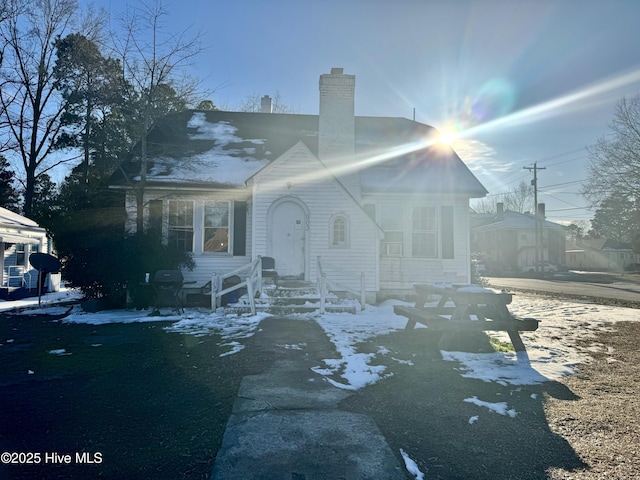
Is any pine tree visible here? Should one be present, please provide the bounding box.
[0,156,20,212]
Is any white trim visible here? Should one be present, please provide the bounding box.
[266,195,310,280]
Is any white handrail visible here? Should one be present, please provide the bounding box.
[316,256,327,314]
[6,266,24,288]
[211,256,262,314]
[316,256,365,311]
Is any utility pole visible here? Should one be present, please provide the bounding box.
[524,163,546,275]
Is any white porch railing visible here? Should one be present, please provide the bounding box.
[316,256,366,313]
[210,256,262,315]
[6,266,25,288]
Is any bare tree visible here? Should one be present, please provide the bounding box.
[503,180,534,213]
[112,0,203,233]
[0,0,83,215]
[472,181,533,214]
[583,95,640,205]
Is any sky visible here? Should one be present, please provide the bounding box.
[92,0,640,225]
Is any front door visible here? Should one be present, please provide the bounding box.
[270,200,306,278]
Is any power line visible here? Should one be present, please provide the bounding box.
[481,147,589,192]
[538,179,585,190]
[541,192,589,210]
[543,154,589,169]
[546,206,595,212]
[535,147,588,166]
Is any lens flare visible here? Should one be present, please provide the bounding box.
[439,131,455,145]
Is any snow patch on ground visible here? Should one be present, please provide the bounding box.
[312,300,409,390]
[8,288,640,394]
[400,448,425,480]
[441,351,549,386]
[464,396,518,417]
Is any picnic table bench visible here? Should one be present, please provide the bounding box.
[393,284,538,360]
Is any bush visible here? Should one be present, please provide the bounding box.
[58,227,194,309]
[471,259,488,286]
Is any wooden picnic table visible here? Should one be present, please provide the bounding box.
[394,283,538,359]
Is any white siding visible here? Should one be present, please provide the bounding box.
[252,143,379,293]
[128,145,475,299]
[133,189,253,287]
[365,194,471,296]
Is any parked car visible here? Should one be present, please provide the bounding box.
[523,262,559,273]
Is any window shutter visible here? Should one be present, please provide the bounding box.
[149,200,163,236]
[441,206,454,259]
[233,201,247,256]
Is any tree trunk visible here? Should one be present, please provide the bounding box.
[24,164,36,217]
[136,130,148,234]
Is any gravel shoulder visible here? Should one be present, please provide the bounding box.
[545,321,640,480]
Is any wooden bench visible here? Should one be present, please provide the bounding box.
[393,284,538,360]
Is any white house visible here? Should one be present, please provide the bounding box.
[110,68,487,302]
[0,207,50,295]
[566,237,640,272]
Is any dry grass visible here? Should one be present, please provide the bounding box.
[545,321,640,480]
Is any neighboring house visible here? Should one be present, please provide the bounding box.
[471,204,566,274]
[109,68,487,301]
[566,237,640,272]
[0,207,50,295]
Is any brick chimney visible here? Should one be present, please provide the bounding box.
[318,68,355,162]
[318,68,359,197]
[260,95,273,113]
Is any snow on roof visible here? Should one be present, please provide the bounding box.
[0,207,40,228]
[142,113,269,186]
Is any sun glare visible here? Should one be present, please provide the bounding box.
[439,131,455,145]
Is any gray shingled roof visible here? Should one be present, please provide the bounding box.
[110,109,488,197]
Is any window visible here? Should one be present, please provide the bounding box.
[412,206,437,257]
[16,244,26,266]
[204,201,230,253]
[380,205,404,256]
[168,200,194,252]
[330,214,349,248]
